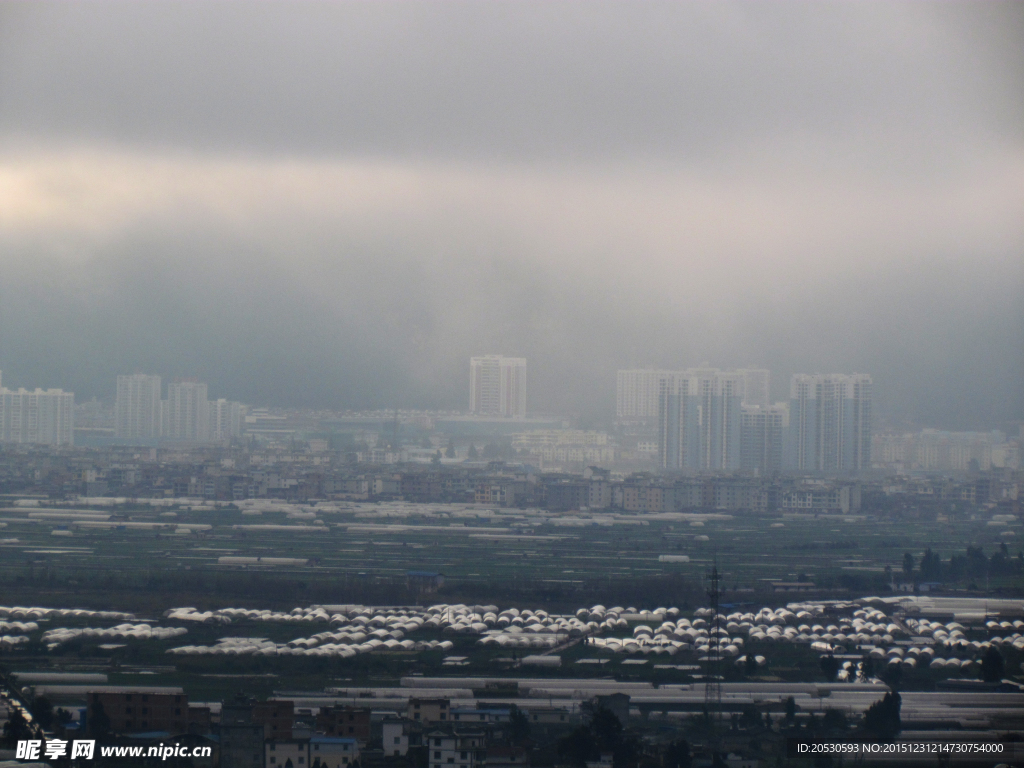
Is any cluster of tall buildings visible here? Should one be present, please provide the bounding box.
[469,355,527,418]
[618,367,872,475]
[0,371,75,446]
[115,374,245,443]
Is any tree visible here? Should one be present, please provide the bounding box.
[920,548,942,581]
[1,708,32,747]
[445,440,456,459]
[557,726,598,767]
[880,662,903,691]
[467,443,478,460]
[744,654,758,676]
[89,700,111,741]
[29,695,54,730]
[980,647,1005,683]
[863,692,901,741]
[431,450,441,466]
[784,696,796,724]
[861,655,875,680]
[559,708,635,768]
[822,709,847,731]
[819,654,840,680]
[508,704,530,743]
[663,739,691,768]
[589,708,623,752]
[902,552,915,578]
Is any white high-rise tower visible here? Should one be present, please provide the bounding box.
[788,373,872,473]
[115,374,162,440]
[164,380,210,441]
[0,371,75,446]
[469,356,526,418]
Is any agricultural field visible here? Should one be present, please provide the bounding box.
[0,499,1019,614]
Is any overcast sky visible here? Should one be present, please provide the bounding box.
[0,1,1021,428]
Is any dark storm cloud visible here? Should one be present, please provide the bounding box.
[0,1,1021,429]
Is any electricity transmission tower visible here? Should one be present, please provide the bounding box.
[704,560,723,749]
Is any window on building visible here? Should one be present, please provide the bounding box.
[394,738,401,745]
[269,758,276,765]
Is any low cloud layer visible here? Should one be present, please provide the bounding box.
[0,2,1021,429]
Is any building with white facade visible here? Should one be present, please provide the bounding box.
[737,368,771,408]
[872,429,1018,473]
[309,737,359,768]
[623,366,769,420]
[115,374,162,440]
[0,372,74,446]
[426,730,487,768]
[469,356,526,418]
[164,380,209,442]
[788,373,872,474]
[616,368,674,420]
[740,403,788,474]
[658,367,744,472]
[209,398,247,442]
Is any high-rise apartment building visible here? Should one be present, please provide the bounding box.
[0,372,75,446]
[469,356,526,418]
[657,367,744,471]
[788,373,872,474]
[737,368,771,408]
[740,403,788,474]
[617,369,674,420]
[164,380,209,442]
[115,374,162,439]
[209,398,246,442]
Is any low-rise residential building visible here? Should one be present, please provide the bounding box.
[309,736,359,768]
[449,708,510,725]
[86,687,188,736]
[314,706,371,743]
[382,717,411,757]
[266,738,309,768]
[426,729,487,768]
[407,697,450,724]
[255,700,296,740]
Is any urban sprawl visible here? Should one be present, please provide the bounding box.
[0,358,1021,767]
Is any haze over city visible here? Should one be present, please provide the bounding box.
[2,5,1024,766]
[0,1,1021,430]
